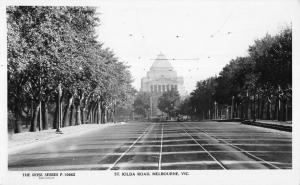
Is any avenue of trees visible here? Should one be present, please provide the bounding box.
[7,6,135,133]
[179,27,292,122]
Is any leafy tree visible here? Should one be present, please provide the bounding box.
[177,97,193,117]
[133,92,151,118]
[185,27,291,121]
[189,77,217,119]
[157,89,180,118]
[7,6,136,133]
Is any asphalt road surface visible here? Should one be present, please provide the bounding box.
[8,121,292,170]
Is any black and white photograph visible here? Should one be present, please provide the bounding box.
[1,0,300,185]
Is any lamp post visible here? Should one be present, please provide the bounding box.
[226,106,229,119]
[214,101,217,119]
[56,83,63,133]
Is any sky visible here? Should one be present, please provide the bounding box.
[96,0,295,93]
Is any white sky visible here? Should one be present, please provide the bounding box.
[96,0,295,93]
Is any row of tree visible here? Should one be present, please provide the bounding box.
[7,6,136,133]
[178,27,292,121]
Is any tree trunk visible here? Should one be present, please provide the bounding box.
[260,98,265,119]
[278,97,283,121]
[30,104,40,132]
[282,98,287,121]
[69,104,74,126]
[250,99,254,120]
[93,102,97,124]
[94,103,98,123]
[266,98,271,120]
[75,94,84,125]
[94,102,98,124]
[52,95,58,129]
[257,95,260,120]
[75,104,81,125]
[98,102,101,124]
[38,102,42,131]
[275,97,279,120]
[62,96,73,127]
[41,101,49,130]
[13,104,22,133]
[81,107,85,124]
[86,102,93,123]
[102,106,106,123]
[112,103,116,123]
[253,95,256,121]
[24,103,32,129]
[107,110,110,122]
[93,103,98,123]
[91,103,95,123]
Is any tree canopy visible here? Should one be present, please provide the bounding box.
[133,92,151,118]
[158,89,180,118]
[179,27,292,121]
[7,6,135,133]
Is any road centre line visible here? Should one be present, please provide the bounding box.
[192,127,282,169]
[107,124,152,170]
[158,123,164,170]
[181,126,227,170]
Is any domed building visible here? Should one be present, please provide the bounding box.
[140,53,186,117]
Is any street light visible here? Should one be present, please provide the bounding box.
[226,106,229,119]
[214,101,217,119]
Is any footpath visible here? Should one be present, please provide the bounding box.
[216,119,292,132]
[241,119,292,132]
[8,122,122,155]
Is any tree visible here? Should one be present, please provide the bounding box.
[158,89,180,118]
[133,92,151,118]
[248,28,292,121]
[7,6,136,133]
[183,27,291,121]
[177,97,193,117]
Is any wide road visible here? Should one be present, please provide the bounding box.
[8,121,292,170]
